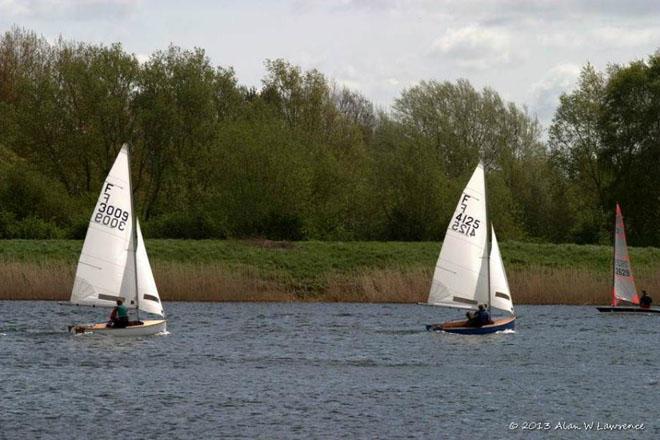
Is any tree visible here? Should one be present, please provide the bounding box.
[598,54,660,245]
[390,79,546,240]
[549,64,610,242]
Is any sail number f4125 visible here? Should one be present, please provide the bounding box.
[451,194,480,237]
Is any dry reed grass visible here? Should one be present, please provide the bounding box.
[322,268,431,303]
[0,262,73,300]
[2,261,659,305]
[508,267,609,305]
[153,262,296,302]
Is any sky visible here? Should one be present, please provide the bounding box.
[2,0,660,130]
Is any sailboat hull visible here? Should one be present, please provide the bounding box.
[68,319,167,336]
[596,306,660,314]
[426,316,516,334]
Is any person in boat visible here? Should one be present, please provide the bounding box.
[639,290,652,309]
[108,299,129,328]
[466,304,493,327]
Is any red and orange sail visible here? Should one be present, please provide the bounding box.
[612,204,639,306]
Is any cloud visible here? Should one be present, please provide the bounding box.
[293,0,660,23]
[589,26,660,49]
[0,0,140,21]
[529,63,581,125]
[429,25,515,70]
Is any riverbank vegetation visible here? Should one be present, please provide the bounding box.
[1,240,659,304]
[2,28,660,247]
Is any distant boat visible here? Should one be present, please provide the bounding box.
[424,162,516,334]
[68,144,167,335]
[597,204,659,314]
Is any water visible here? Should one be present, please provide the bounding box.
[1,302,658,439]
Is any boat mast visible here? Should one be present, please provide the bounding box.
[126,143,140,321]
[483,160,491,312]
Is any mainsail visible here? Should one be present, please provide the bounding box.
[489,227,514,314]
[612,204,638,305]
[427,163,489,310]
[71,145,137,308]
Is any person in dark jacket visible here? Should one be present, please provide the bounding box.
[475,304,492,326]
[639,290,652,309]
[466,304,492,327]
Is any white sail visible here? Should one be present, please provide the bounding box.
[427,163,489,310]
[613,204,638,305]
[136,220,164,316]
[489,227,514,314]
[70,145,138,308]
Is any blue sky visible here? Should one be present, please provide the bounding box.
[2,0,660,129]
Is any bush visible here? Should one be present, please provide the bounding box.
[9,216,65,239]
[144,211,226,239]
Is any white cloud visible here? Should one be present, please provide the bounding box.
[529,63,582,125]
[430,25,515,70]
[0,0,31,17]
[135,52,149,64]
[0,0,140,21]
[589,26,660,48]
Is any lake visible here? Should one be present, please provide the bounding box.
[1,302,658,439]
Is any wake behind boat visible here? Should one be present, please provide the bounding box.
[423,162,516,335]
[596,204,657,315]
[68,144,166,336]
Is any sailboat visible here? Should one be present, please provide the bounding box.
[68,144,167,335]
[424,162,516,334]
[597,203,659,314]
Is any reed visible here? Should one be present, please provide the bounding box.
[0,262,72,300]
[1,239,659,304]
[2,261,659,304]
[153,262,296,302]
[322,268,431,303]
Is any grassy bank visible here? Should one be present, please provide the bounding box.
[1,239,659,304]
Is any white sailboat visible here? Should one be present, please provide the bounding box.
[597,203,659,314]
[68,144,167,335]
[424,162,516,334]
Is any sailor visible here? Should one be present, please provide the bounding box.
[465,304,491,327]
[639,290,652,309]
[108,299,129,328]
[475,304,492,326]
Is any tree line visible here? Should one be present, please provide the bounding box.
[0,27,658,245]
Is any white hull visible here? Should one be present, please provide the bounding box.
[69,319,166,336]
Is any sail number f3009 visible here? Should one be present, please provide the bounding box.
[94,183,129,230]
[451,194,480,237]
